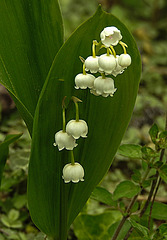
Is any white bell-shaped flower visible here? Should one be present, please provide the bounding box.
[118,54,131,67]
[62,162,84,183]
[98,54,117,74]
[112,55,125,77]
[75,73,95,89]
[66,119,88,139]
[100,26,122,47]
[53,130,78,151]
[85,56,99,73]
[92,76,117,97]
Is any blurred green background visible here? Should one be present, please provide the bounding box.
[0,0,167,239]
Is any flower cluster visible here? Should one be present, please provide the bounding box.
[53,97,87,183]
[53,26,132,184]
[75,26,132,97]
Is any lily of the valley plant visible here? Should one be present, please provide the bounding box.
[0,3,141,240]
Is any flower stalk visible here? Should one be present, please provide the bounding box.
[92,40,97,58]
[72,96,82,122]
[62,96,66,132]
[119,41,127,54]
[70,150,75,165]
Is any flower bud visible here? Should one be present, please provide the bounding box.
[62,162,84,183]
[53,130,77,151]
[66,120,88,139]
[75,73,95,89]
[92,76,117,97]
[85,56,99,73]
[98,54,116,74]
[118,54,131,67]
[112,55,125,77]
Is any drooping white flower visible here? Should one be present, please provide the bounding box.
[98,54,117,74]
[100,26,122,47]
[118,54,131,67]
[75,73,95,89]
[66,120,88,139]
[85,56,99,73]
[53,130,78,151]
[112,55,125,77]
[62,162,84,183]
[91,76,117,97]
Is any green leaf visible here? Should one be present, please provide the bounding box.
[129,219,149,237]
[91,187,116,207]
[28,6,141,239]
[108,220,131,240]
[131,169,141,183]
[142,179,152,188]
[0,134,22,186]
[118,144,142,159]
[0,0,64,134]
[113,181,140,200]
[149,123,159,144]
[159,131,167,139]
[141,146,158,160]
[159,164,167,183]
[153,224,167,240]
[73,211,122,240]
[145,202,167,220]
[13,194,27,209]
[158,223,167,235]
[8,209,20,221]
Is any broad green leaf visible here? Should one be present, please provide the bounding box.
[131,169,141,183]
[129,219,149,238]
[113,181,140,200]
[1,212,22,229]
[145,202,167,220]
[159,164,167,183]
[149,123,159,144]
[8,209,20,221]
[157,223,167,236]
[141,146,158,160]
[142,179,152,188]
[73,211,122,240]
[108,220,131,240]
[13,194,27,209]
[159,131,167,139]
[91,186,116,207]
[118,144,142,159]
[0,134,22,186]
[0,0,64,134]
[28,6,141,239]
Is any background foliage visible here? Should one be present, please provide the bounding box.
[0,0,167,239]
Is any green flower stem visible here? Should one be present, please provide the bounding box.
[119,41,127,54]
[83,63,86,75]
[72,96,82,122]
[107,48,110,56]
[92,40,97,58]
[62,107,66,132]
[70,150,75,165]
[74,101,79,122]
[101,72,106,79]
[110,46,116,58]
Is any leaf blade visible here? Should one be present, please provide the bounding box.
[0,0,64,133]
[0,134,22,185]
[28,6,141,238]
